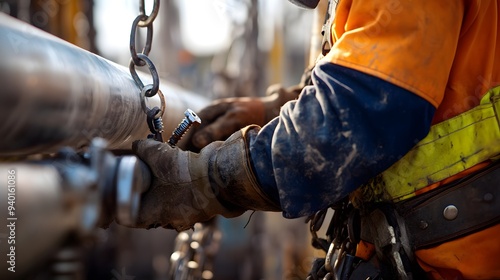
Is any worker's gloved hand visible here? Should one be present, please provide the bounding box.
[189,85,301,150]
[131,126,281,231]
[189,97,266,150]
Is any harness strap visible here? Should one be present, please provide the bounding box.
[397,160,500,249]
[381,86,500,201]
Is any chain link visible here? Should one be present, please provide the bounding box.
[129,0,162,106]
[168,221,221,280]
[129,0,165,142]
[129,53,160,98]
[138,0,160,27]
[129,15,153,66]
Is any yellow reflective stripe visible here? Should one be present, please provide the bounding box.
[382,86,500,201]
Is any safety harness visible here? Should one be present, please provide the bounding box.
[315,87,500,279]
[398,160,500,249]
[308,87,500,279]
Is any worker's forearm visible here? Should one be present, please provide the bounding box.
[247,62,436,218]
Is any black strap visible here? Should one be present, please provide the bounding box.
[398,161,500,249]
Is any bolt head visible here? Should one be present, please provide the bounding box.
[184,109,201,124]
[443,205,458,220]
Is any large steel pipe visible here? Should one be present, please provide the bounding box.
[0,13,209,156]
[0,164,82,278]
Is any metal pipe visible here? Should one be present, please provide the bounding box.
[0,164,84,278]
[0,139,152,278]
[0,13,209,156]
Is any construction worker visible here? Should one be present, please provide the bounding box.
[130,0,500,278]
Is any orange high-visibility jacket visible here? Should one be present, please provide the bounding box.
[323,0,500,278]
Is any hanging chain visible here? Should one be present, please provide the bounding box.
[168,221,221,280]
[129,0,165,141]
[306,200,359,280]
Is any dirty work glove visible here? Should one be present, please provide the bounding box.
[132,126,281,231]
[189,85,301,150]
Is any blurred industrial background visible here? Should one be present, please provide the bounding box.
[0,1,323,279]
[0,0,313,95]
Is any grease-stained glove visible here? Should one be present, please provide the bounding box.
[132,126,281,231]
[189,85,301,150]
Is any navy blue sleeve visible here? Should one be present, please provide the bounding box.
[247,62,436,218]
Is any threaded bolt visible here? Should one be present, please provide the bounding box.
[168,109,201,146]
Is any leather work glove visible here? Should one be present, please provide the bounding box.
[131,126,281,231]
[189,85,301,150]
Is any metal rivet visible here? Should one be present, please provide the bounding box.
[419,220,428,230]
[443,205,458,220]
[484,193,494,202]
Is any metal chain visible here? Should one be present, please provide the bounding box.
[129,0,160,98]
[168,221,221,280]
[306,200,358,280]
[129,0,165,141]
